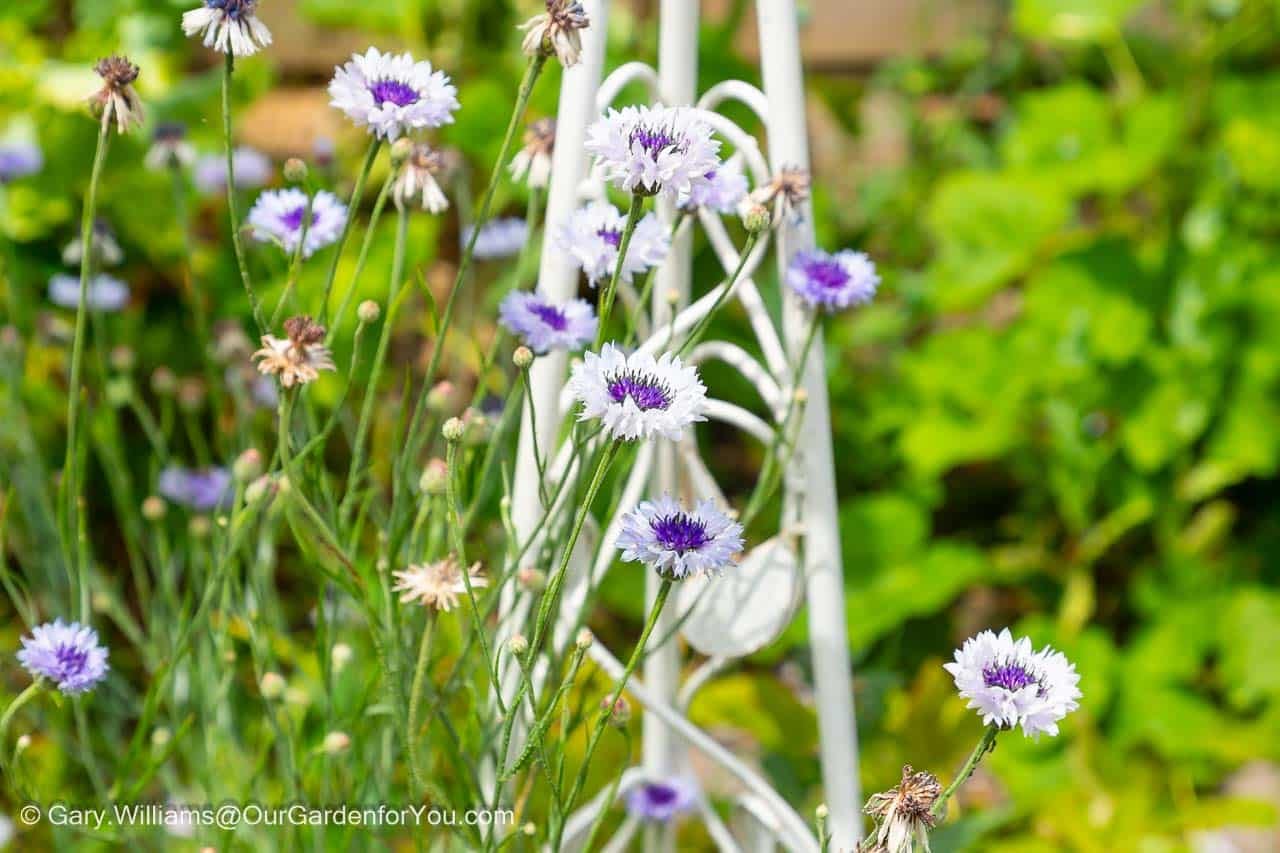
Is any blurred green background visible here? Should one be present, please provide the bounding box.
[4,0,1280,850]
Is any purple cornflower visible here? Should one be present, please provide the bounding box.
[626,778,699,822]
[786,248,879,313]
[498,291,596,354]
[17,619,109,694]
[158,465,233,512]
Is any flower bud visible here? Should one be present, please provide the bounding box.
[15,734,31,752]
[517,566,546,592]
[109,344,135,372]
[390,138,414,167]
[575,629,593,650]
[426,381,456,414]
[665,288,681,306]
[259,672,286,700]
[419,458,449,495]
[740,200,772,233]
[105,378,132,408]
[815,803,828,821]
[152,727,172,748]
[177,377,206,412]
[323,731,351,755]
[357,300,381,324]
[522,822,537,837]
[601,695,630,727]
[233,448,263,482]
[142,495,167,521]
[188,515,212,538]
[442,417,465,442]
[508,634,529,656]
[245,475,274,505]
[283,157,309,184]
[150,366,177,395]
[331,643,353,672]
[513,346,534,369]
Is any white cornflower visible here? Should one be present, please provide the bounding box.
[182,0,273,57]
[944,628,1082,738]
[62,220,124,267]
[498,291,597,354]
[680,160,748,214]
[510,118,555,189]
[557,200,669,287]
[463,217,528,260]
[252,315,336,387]
[90,56,145,134]
[193,147,272,194]
[392,557,488,612]
[569,343,707,441]
[585,105,721,199]
[394,143,449,213]
[519,1,590,67]
[48,274,129,312]
[247,188,348,259]
[861,766,941,853]
[144,122,196,171]
[328,47,459,141]
[617,495,743,580]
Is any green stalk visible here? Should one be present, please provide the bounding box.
[59,109,110,580]
[270,192,315,328]
[0,682,41,746]
[554,579,675,848]
[931,726,999,818]
[676,231,759,357]
[328,170,395,344]
[320,138,382,325]
[222,53,263,331]
[406,612,436,794]
[594,194,646,350]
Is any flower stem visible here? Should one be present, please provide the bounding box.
[676,231,759,357]
[270,192,315,328]
[328,169,395,345]
[594,194,646,350]
[59,109,110,577]
[222,52,263,332]
[0,682,42,746]
[406,612,436,795]
[931,726,999,818]
[320,138,381,326]
[555,578,675,848]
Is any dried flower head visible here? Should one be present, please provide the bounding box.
[745,166,810,226]
[860,766,942,853]
[510,118,556,189]
[90,56,145,134]
[394,143,449,213]
[519,1,590,67]
[392,557,487,612]
[252,316,336,388]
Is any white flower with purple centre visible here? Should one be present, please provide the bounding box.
[463,217,528,261]
[17,619,109,694]
[182,0,273,57]
[193,147,272,194]
[680,160,749,214]
[625,777,700,822]
[557,200,669,287]
[786,248,879,313]
[618,495,743,581]
[944,628,1082,738]
[328,48,459,141]
[498,291,596,354]
[585,105,721,199]
[247,188,347,259]
[48,273,129,312]
[570,344,708,442]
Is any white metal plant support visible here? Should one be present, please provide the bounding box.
[503,1,861,849]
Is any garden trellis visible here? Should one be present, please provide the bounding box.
[501,2,860,849]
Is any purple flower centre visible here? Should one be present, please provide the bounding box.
[208,0,254,18]
[651,512,710,553]
[641,783,680,806]
[630,124,683,158]
[280,204,319,233]
[54,643,90,678]
[606,370,671,411]
[369,79,421,107]
[983,662,1039,693]
[802,257,851,291]
[597,227,623,248]
[530,302,568,331]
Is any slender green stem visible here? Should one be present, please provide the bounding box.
[222,52,263,331]
[329,169,395,345]
[403,53,546,462]
[594,194,646,350]
[320,138,382,326]
[554,579,674,848]
[579,727,630,853]
[406,612,436,795]
[59,109,110,580]
[676,232,759,357]
[0,682,41,746]
[270,192,315,328]
[931,726,999,818]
